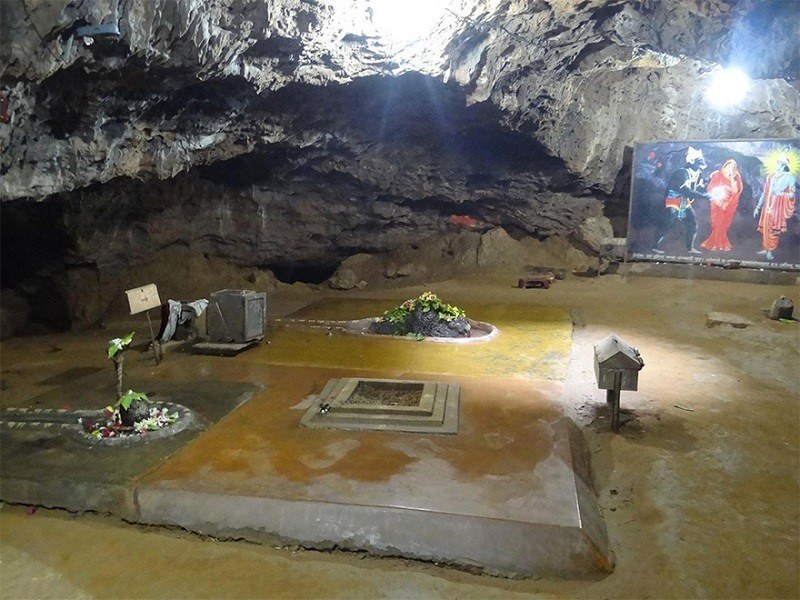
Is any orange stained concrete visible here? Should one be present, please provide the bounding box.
[260,299,572,379]
[139,365,573,524]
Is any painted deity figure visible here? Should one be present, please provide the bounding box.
[753,154,796,261]
[700,159,743,252]
[653,147,709,254]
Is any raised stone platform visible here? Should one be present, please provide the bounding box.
[300,378,460,434]
[0,371,609,579]
[135,369,612,578]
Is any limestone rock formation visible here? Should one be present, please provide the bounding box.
[1,0,798,329]
[328,268,358,291]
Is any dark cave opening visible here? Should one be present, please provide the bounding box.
[265,261,339,285]
[0,198,71,289]
[0,197,73,331]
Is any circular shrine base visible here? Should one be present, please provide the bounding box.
[82,403,196,446]
[278,317,499,343]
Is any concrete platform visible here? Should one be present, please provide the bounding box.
[135,367,612,578]
[261,299,573,379]
[0,373,259,519]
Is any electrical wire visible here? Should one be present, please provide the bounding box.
[17,0,64,64]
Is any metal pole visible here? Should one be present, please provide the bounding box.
[145,309,161,365]
[611,371,622,432]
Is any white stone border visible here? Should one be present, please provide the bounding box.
[275,317,499,344]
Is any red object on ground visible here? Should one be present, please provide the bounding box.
[450,214,479,228]
[26,507,37,516]
[518,277,552,289]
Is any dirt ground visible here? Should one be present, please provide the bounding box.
[1,271,798,599]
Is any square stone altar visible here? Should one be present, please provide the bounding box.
[300,378,459,434]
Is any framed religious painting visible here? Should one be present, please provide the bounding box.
[626,139,800,270]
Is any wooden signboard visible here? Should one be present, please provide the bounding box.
[124,283,162,364]
[125,284,161,315]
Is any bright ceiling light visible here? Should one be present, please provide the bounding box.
[370,0,447,43]
[705,67,751,108]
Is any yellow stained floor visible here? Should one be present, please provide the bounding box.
[261,299,572,379]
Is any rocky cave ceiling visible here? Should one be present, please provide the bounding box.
[0,0,799,286]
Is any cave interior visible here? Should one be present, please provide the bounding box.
[0,0,799,598]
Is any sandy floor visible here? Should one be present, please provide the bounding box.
[1,271,798,599]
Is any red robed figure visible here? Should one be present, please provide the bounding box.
[700,159,742,252]
[757,169,796,253]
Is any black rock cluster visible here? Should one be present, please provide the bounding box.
[369,306,471,339]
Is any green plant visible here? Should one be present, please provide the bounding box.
[115,389,149,411]
[380,292,466,334]
[108,332,134,399]
[108,332,134,359]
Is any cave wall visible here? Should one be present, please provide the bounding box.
[57,74,600,274]
[1,0,799,330]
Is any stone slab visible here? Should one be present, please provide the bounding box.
[706,311,753,328]
[135,369,612,578]
[189,340,260,356]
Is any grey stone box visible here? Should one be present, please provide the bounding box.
[593,334,644,391]
[207,289,266,343]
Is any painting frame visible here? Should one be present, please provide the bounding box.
[625,138,800,271]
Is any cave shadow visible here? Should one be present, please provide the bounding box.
[37,366,104,387]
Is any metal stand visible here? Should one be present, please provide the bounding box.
[607,371,622,432]
[145,309,162,365]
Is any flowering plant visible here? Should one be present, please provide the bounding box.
[380,292,466,332]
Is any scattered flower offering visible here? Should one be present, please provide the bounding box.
[79,405,179,439]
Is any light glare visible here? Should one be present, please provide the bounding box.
[371,0,447,43]
[705,67,750,108]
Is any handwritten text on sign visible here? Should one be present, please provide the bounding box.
[125,284,161,315]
